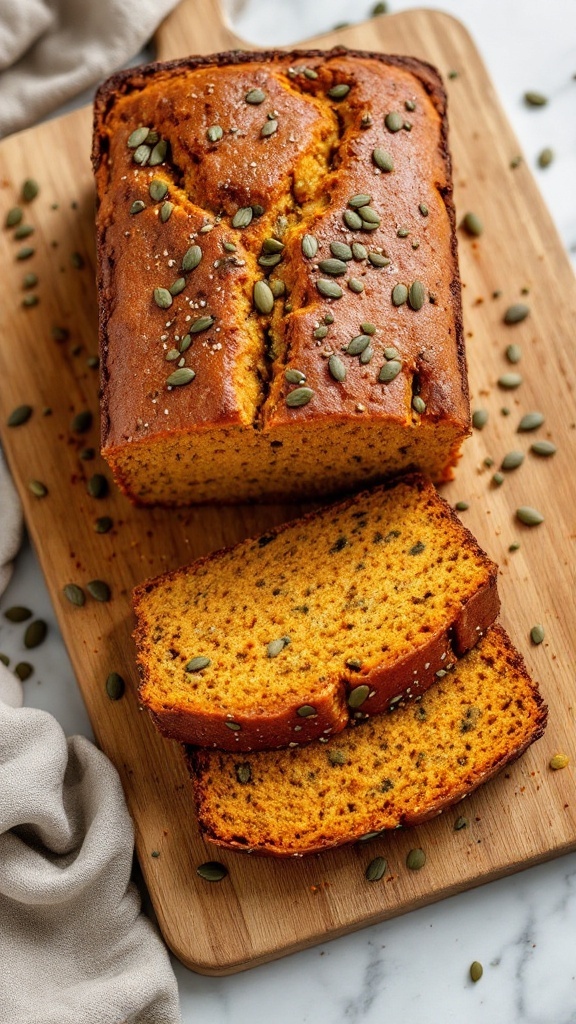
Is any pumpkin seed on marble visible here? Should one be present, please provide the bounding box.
[408,280,426,310]
[106,672,125,700]
[347,335,371,355]
[87,580,111,602]
[149,179,168,201]
[245,88,266,104]
[461,212,483,237]
[318,258,347,276]
[267,637,290,658]
[160,201,174,222]
[167,367,196,387]
[71,410,92,433]
[550,753,569,770]
[501,450,525,471]
[87,474,108,498]
[365,856,387,882]
[24,620,47,649]
[186,656,211,672]
[153,287,172,309]
[206,125,223,142]
[470,962,483,983]
[530,624,545,645]
[516,506,544,525]
[22,179,39,202]
[392,283,408,306]
[384,111,403,132]
[286,387,314,408]
[504,303,530,324]
[379,360,402,383]
[261,119,278,137]
[296,705,317,717]
[327,83,350,100]
[524,90,547,106]
[368,252,390,268]
[498,372,523,389]
[7,405,32,427]
[538,147,554,168]
[15,662,33,681]
[169,277,186,296]
[330,241,353,261]
[530,440,556,456]
[5,206,23,227]
[254,280,274,314]
[149,140,168,165]
[232,206,253,229]
[196,862,228,882]
[328,354,347,382]
[518,411,544,431]
[412,396,426,414]
[63,584,85,606]
[406,847,426,870]
[190,315,215,333]
[301,233,318,258]
[317,279,343,299]
[344,209,363,230]
[28,480,48,498]
[352,242,368,260]
[372,148,394,172]
[285,369,306,385]
[348,278,364,293]
[4,606,32,622]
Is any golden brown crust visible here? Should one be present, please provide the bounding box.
[93,48,469,505]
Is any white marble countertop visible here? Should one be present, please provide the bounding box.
[1,1,575,1021]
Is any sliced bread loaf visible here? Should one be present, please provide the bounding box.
[134,476,499,751]
[187,625,547,856]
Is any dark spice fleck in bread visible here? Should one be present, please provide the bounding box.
[187,625,548,856]
[133,476,499,751]
[93,48,469,506]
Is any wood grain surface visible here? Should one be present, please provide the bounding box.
[0,0,574,975]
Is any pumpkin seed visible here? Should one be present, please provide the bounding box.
[314,326,328,339]
[524,90,547,106]
[232,206,253,229]
[516,506,544,526]
[461,212,483,236]
[261,119,278,137]
[412,396,426,414]
[160,201,174,222]
[4,606,32,622]
[384,111,403,132]
[267,637,290,657]
[180,245,202,272]
[344,209,363,231]
[79,447,95,459]
[501,450,525,471]
[87,474,108,498]
[169,277,186,296]
[352,242,368,260]
[296,705,317,717]
[328,83,350,100]
[372,148,394,172]
[406,847,426,870]
[254,280,274,314]
[106,672,125,700]
[179,334,192,353]
[15,662,33,681]
[324,313,334,324]
[23,272,38,289]
[71,410,92,433]
[235,763,252,784]
[455,501,469,511]
[318,258,347,276]
[360,346,373,364]
[301,233,318,258]
[149,179,168,202]
[348,278,364,293]
[348,194,372,209]
[530,440,556,456]
[186,656,211,672]
[24,619,47,648]
[87,579,111,602]
[16,246,34,260]
[348,684,370,708]
[504,303,530,324]
[498,372,522,389]
[317,279,343,299]
[153,287,173,309]
[550,753,569,770]
[149,140,168,165]
[196,861,228,882]
[206,125,223,142]
[130,200,146,215]
[28,480,47,498]
[190,315,215,333]
[397,227,409,238]
[383,346,400,359]
[127,126,150,148]
[379,360,402,382]
[329,354,347,382]
[22,179,39,202]
[285,369,306,385]
[392,283,408,306]
[132,143,151,165]
[408,280,426,310]
[538,147,554,168]
[6,206,23,227]
[472,409,488,430]
[304,68,318,80]
[63,584,85,606]
[246,88,266,104]
[530,624,545,645]
[358,206,381,225]
[286,387,314,408]
[361,322,376,335]
[262,238,285,255]
[347,335,371,355]
[505,343,522,364]
[368,252,390,268]
[330,242,353,261]
[167,368,196,386]
[492,472,504,486]
[7,405,32,427]
[14,224,34,239]
[470,962,483,983]
[328,749,347,765]
[418,202,428,216]
[22,294,38,308]
[518,411,544,431]
[365,856,387,882]
[454,816,469,830]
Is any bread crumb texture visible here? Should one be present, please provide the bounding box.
[188,624,547,855]
[94,49,469,504]
[134,477,499,750]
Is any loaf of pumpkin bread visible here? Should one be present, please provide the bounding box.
[187,625,547,856]
[93,47,469,505]
[133,476,499,751]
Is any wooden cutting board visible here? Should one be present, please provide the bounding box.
[0,0,575,976]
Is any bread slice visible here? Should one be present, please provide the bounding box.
[187,625,547,856]
[134,476,499,751]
